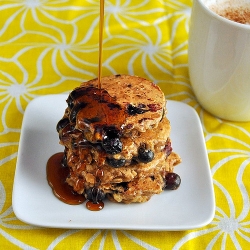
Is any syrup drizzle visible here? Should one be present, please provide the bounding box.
[97,0,105,89]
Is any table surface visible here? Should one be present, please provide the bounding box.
[1,0,250,249]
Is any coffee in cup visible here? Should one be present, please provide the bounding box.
[209,0,250,24]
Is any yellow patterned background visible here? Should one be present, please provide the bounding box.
[0,0,250,249]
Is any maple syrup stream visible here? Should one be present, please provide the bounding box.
[98,0,104,89]
[47,1,105,211]
[85,0,105,211]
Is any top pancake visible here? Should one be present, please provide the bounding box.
[81,74,166,133]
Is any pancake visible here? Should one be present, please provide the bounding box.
[58,116,171,163]
[82,74,166,133]
[55,75,181,206]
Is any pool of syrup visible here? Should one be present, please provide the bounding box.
[46,152,85,205]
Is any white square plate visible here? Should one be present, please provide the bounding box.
[13,95,215,230]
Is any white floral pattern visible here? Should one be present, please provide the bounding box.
[1,0,250,249]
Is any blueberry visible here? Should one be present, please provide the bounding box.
[127,104,147,115]
[66,95,74,109]
[138,146,154,163]
[117,182,129,191]
[68,87,90,105]
[106,158,126,168]
[56,118,69,132]
[164,173,181,190]
[102,137,122,154]
[85,187,105,203]
[69,102,87,122]
[103,126,120,138]
[101,127,122,154]
[163,140,172,157]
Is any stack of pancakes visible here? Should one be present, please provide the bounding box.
[57,75,181,204]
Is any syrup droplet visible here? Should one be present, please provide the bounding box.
[46,152,85,205]
[86,200,104,211]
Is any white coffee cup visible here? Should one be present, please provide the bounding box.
[188,0,250,122]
